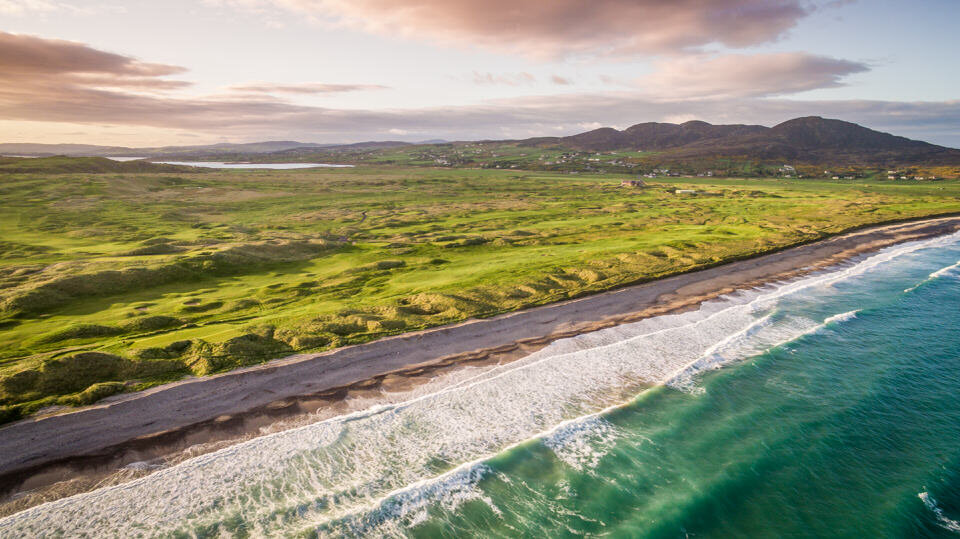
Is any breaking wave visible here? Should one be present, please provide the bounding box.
[904,259,960,292]
[920,491,960,533]
[2,232,957,538]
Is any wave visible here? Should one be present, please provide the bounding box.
[3,231,958,538]
[542,417,620,472]
[823,310,859,325]
[919,491,960,533]
[904,259,960,293]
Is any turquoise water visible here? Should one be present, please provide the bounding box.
[2,233,960,537]
[402,238,960,538]
[151,161,354,169]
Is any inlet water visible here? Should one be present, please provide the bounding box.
[151,161,354,169]
[2,232,960,537]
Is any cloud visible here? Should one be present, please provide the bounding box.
[0,0,72,15]
[0,31,185,80]
[0,32,957,147]
[472,72,537,86]
[0,0,120,16]
[469,73,573,86]
[638,52,870,99]
[236,0,812,58]
[229,82,390,94]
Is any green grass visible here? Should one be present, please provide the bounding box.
[0,156,198,174]
[1,165,960,422]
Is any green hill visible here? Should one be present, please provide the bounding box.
[0,156,200,174]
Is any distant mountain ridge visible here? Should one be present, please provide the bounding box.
[0,156,201,174]
[0,140,325,157]
[2,117,956,166]
[0,140,402,158]
[520,116,959,165]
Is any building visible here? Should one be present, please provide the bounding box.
[779,164,796,174]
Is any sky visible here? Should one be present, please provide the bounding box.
[0,0,958,147]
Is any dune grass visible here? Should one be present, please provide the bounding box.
[1,165,959,422]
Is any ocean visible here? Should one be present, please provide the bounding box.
[2,232,960,538]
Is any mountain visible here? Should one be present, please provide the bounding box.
[0,140,415,160]
[319,141,412,151]
[0,141,329,158]
[3,117,956,166]
[0,143,136,156]
[0,156,201,174]
[521,117,960,165]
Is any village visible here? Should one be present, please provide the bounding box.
[333,140,956,180]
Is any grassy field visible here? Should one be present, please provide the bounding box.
[2,165,960,422]
[262,142,960,179]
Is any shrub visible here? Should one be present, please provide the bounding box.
[374,260,406,270]
[121,315,182,332]
[57,382,126,406]
[41,324,123,343]
[0,405,22,424]
[185,330,293,376]
[1,240,340,316]
[180,301,224,313]
[36,352,126,395]
[122,243,185,256]
[133,339,193,360]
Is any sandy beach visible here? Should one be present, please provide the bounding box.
[2,214,960,496]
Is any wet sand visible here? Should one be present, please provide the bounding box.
[2,214,959,500]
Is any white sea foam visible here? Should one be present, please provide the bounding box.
[2,231,959,538]
[318,464,499,538]
[905,259,960,292]
[920,491,960,533]
[823,310,859,325]
[542,417,620,471]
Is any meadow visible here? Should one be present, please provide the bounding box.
[2,165,960,422]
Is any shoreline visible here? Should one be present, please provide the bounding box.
[2,214,960,496]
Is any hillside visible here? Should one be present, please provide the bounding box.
[0,141,328,158]
[0,156,201,174]
[2,167,960,425]
[521,116,960,165]
[4,117,957,168]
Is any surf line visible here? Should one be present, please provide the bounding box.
[6,227,960,534]
[309,232,960,529]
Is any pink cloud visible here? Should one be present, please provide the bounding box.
[638,52,870,99]
[0,31,184,78]
[228,82,390,94]
[262,0,810,57]
[472,72,537,86]
[0,31,955,147]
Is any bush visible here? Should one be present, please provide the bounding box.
[228,299,261,311]
[288,335,332,349]
[0,405,23,424]
[2,240,340,316]
[41,324,124,343]
[133,339,193,360]
[0,369,40,400]
[374,260,406,270]
[180,301,223,313]
[0,352,185,406]
[37,352,126,395]
[57,381,126,406]
[186,331,293,376]
[121,315,182,332]
[122,243,185,256]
